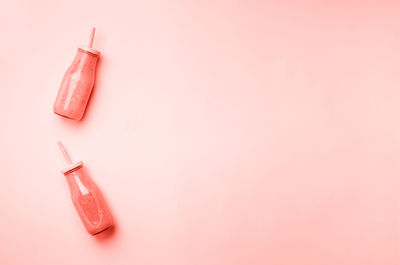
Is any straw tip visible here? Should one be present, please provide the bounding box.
[89,28,96,48]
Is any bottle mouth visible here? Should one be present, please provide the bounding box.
[78,45,101,56]
[62,161,83,174]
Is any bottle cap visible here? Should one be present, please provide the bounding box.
[78,46,100,56]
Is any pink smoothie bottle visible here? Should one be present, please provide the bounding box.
[53,28,100,120]
[57,141,113,235]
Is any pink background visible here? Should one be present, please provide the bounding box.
[1,1,400,264]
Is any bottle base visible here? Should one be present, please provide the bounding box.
[91,223,114,235]
[53,107,82,120]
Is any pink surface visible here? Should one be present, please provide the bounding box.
[1,1,400,264]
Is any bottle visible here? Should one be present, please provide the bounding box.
[53,28,100,120]
[57,141,113,235]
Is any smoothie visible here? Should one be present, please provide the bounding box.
[58,141,113,235]
[53,28,100,120]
